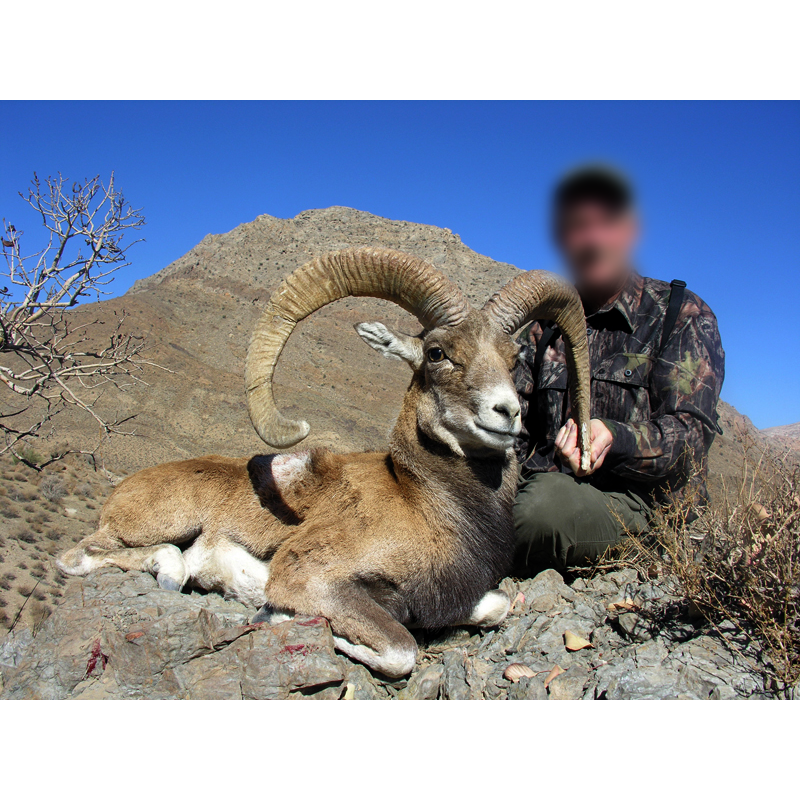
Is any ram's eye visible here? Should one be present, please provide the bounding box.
[427,347,446,363]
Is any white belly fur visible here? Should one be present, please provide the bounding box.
[184,539,270,608]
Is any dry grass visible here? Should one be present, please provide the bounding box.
[590,440,800,693]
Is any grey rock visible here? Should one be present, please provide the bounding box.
[508,675,547,700]
[486,615,535,658]
[343,663,388,700]
[0,628,33,670]
[606,568,640,587]
[586,577,620,596]
[631,639,668,668]
[441,648,471,700]
[572,599,603,622]
[600,663,715,700]
[520,570,565,605]
[548,667,591,700]
[617,612,653,642]
[399,663,443,700]
[558,584,578,602]
[665,635,764,698]
[530,593,558,614]
[0,568,344,700]
[531,615,595,657]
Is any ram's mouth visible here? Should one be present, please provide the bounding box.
[473,422,518,448]
[475,422,516,438]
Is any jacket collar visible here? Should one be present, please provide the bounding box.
[583,271,643,333]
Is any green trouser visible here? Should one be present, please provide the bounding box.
[512,471,651,574]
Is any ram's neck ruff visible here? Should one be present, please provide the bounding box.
[389,379,518,568]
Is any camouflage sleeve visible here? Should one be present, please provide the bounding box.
[512,323,541,464]
[601,296,725,483]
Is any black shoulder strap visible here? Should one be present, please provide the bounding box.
[533,323,558,381]
[659,279,686,354]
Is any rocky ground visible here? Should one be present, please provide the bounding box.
[0,565,774,700]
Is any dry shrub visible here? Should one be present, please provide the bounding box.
[13,526,37,544]
[595,440,800,693]
[12,446,42,467]
[29,599,51,634]
[39,475,67,502]
[657,456,800,691]
[74,482,94,499]
[9,486,36,503]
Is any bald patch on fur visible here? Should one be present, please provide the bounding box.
[270,451,312,492]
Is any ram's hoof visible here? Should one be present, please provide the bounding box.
[157,574,182,592]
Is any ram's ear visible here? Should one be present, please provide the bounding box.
[355,322,424,370]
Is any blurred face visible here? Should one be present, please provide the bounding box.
[555,200,638,300]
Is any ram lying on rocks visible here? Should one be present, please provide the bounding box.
[57,248,591,678]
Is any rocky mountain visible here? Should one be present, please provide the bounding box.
[760,422,800,460]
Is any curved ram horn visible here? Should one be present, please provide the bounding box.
[246,247,472,448]
[483,270,592,471]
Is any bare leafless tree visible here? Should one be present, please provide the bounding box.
[1,173,161,468]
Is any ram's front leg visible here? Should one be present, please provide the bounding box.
[325,584,418,679]
[457,589,510,627]
[267,556,417,678]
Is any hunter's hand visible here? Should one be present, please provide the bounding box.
[555,418,613,477]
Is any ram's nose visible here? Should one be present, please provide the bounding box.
[481,386,522,434]
[493,397,521,423]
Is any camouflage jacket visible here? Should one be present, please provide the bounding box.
[513,272,725,509]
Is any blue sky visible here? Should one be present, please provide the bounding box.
[1,101,798,428]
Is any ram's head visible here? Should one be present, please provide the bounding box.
[245,248,591,466]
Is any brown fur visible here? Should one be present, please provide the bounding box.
[58,311,533,678]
